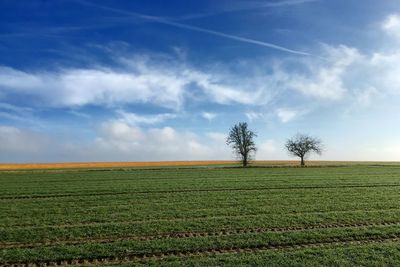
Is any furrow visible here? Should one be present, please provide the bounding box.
[2,235,400,267]
[2,183,400,200]
[4,206,400,230]
[2,221,400,249]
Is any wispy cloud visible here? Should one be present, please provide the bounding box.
[116,110,176,125]
[1,40,399,121]
[201,112,217,121]
[264,0,318,7]
[76,0,312,56]
[68,110,91,119]
[276,108,298,123]
[285,45,362,100]
[0,103,40,126]
[0,62,188,110]
[156,20,312,56]
[245,111,264,122]
[0,55,276,110]
[176,0,318,21]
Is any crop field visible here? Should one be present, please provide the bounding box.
[0,160,390,171]
[0,161,237,171]
[2,164,400,266]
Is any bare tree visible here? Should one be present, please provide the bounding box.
[226,122,257,167]
[285,134,322,166]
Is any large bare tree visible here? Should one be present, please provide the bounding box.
[226,122,257,167]
[285,134,322,166]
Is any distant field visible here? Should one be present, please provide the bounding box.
[0,161,236,170]
[2,164,400,266]
[0,160,398,170]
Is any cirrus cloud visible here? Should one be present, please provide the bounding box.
[0,41,396,116]
[0,55,276,111]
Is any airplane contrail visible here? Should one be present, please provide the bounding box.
[76,0,312,56]
[175,0,318,21]
[142,16,311,56]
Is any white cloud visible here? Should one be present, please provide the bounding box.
[186,70,267,105]
[320,141,400,161]
[201,112,217,121]
[363,51,400,95]
[279,43,400,106]
[0,126,44,152]
[275,108,298,123]
[0,103,39,125]
[0,103,33,113]
[382,14,400,40]
[286,45,362,100]
[0,126,57,162]
[99,121,144,143]
[256,139,289,160]
[259,140,277,153]
[0,124,230,162]
[352,87,379,108]
[0,65,187,110]
[0,52,283,113]
[206,132,226,143]
[68,110,91,119]
[0,55,278,110]
[0,67,43,90]
[116,110,176,125]
[92,122,226,161]
[2,123,400,162]
[1,44,388,116]
[245,111,264,121]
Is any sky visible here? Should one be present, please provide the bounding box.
[1,0,400,163]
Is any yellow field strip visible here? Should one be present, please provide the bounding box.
[0,161,239,170]
[0,160,396,170]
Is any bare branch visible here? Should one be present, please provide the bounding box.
[285,133,323,166]
[226,122,257,167]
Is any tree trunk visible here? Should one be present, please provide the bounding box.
[300,156,305,167]
[243,156,247,167]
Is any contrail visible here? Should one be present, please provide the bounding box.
[176,0,318,21]
[142,17,311,56]
[264,0,317,7]
[76,0,312,56]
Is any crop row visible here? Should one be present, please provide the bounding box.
[3,181,400,201]
[4,208,400,244]
[3,220,400,250]
[2,191,396,213]
[4,224,400,264]
[3,195,400,227]
[2,166,399,191]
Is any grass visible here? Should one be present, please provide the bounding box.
[2,163,400,265]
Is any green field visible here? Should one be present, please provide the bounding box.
[2,164,400,266]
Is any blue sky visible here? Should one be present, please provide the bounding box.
[1,0,400,162]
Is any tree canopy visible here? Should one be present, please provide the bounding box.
[285,134,322,166]
[226,122,257,167]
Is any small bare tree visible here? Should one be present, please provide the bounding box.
[226,122,257,167]
[285,134,322,166]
